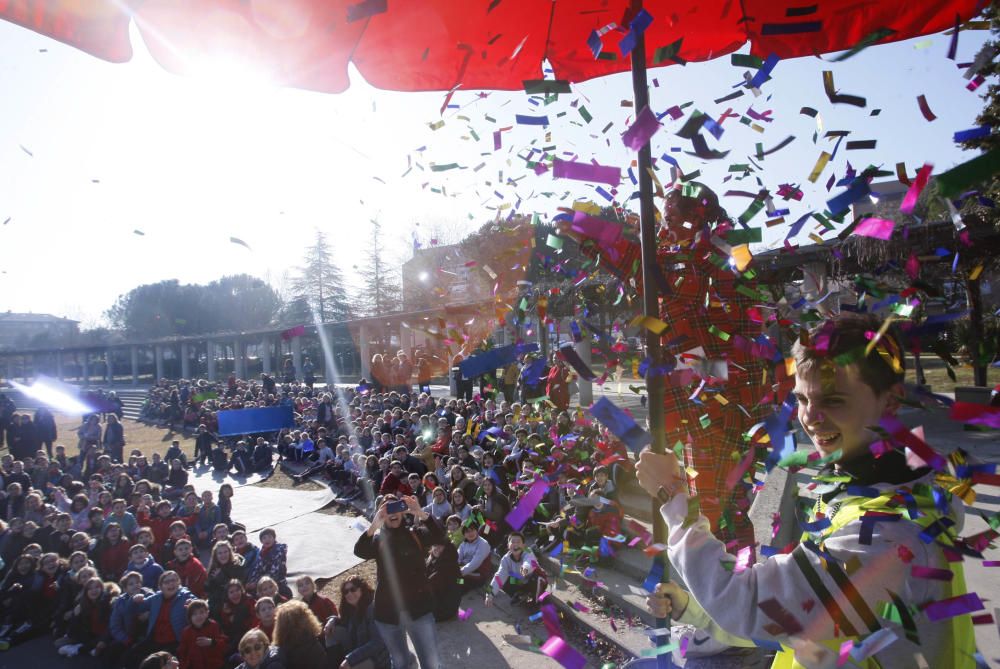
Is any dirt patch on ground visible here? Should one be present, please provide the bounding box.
[317,559,378,605]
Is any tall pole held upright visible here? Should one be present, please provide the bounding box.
[630,1,675,666]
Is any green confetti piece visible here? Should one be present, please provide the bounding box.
[708,325,731,341]
[523,79,572,95]
[936,149,1000,198]
[699,414,711,429]
[578,106,593,123]
[738,199,765,225]
[728,163,751,172]
[431,163,460,172]
[469,129,480,141]
[597,51,617,61]
[726,228,763,244]
[731,54,765,68]
[832,28,897,62]
[653,37,684,64]
[546,233,563,249]
[641,642,679,657]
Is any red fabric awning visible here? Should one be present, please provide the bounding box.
[1,0,980,93]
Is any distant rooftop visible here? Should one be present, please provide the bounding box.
[0,312,79,324]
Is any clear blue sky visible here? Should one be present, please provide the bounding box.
[0,18,988,325]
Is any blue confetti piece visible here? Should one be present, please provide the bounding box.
[749,53,780,89]
[826,176,870,215]
[595,186,614,201]
[643,556,665,593]
[516,114,550,126]
[954,126,991,143]
[587,30,603,58]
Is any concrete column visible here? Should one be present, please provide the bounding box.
[359,324,371,380]
[56,352,64,381]
[574,337,593,406]
[291,336,303,380]
[207,342,218,382]
[82,352,90,386]
[131,346,139,386]
[233,339,243,379]
[180,342,191,379]
[401,323,413,357]
[261,338,272,374]
[105,349,114,385]
[154,345,164,382]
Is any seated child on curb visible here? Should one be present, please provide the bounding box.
[484,531,547,607]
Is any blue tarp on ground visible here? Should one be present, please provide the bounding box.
[218,405,295,436]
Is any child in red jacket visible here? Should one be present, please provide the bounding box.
[167,539,207,598]
[178,599,228,669]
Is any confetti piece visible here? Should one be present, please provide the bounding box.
[458,607,474,620]
[540,636,586,669]
[852,217,895,240]
[953,126,992,143]
[910,566,953,581]
[641,642,680,657]
[553,159,621,187]
[845,140,876,150]
[523,80,571,95]
[924,593,984,622]
[230,237,252,250]
[808,152,831,183]
[133,229,145,236]
[504,478,550,531]
[516,114,550,126]
[916,95,937,121]
[589,397,652,453]
[622,105,662,151]
[900,163,932,214]
[831,27,896,61]
[19,145,32,157]
[346,0,387,22]
[936,149,1000,198]
[822,71,866,107]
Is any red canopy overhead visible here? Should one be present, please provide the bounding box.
[2,0,980,93]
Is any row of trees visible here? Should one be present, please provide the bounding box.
[104,225,404,341]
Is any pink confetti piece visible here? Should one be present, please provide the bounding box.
[540,636,586,669]
[621,105,662,151]
[552,158,621,186]
[853,217,896,240]
[837,640,853,667]
[911,565,953,581]
[900,163,932,214]
[458,607,473,620]
[734,545,753,574]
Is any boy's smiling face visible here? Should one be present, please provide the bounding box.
[794,363,899,464]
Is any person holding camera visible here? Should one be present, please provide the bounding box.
[353,495,444,669]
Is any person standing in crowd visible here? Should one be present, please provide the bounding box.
[193,425,217,469]
[302,357,316,390]
[33,407,57,459]
[354,495,444,669]
[103,414,126,463]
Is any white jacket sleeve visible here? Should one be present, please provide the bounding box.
[661,492,951,648]
[460,538,491,576]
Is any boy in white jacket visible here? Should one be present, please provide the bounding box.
[636,313,978,669]
[456,523,492,592]
[484,531,547,607]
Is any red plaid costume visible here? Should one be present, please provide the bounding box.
[570,199,772,548]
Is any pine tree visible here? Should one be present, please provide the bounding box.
[290,230,352,323]
[357,220,402,317]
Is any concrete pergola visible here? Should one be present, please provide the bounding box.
[0,300,597,404]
